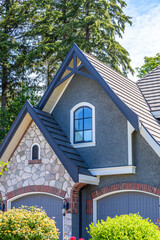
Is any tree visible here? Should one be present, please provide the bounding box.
[0,0,45,110]
[0,85,40,144]
[0,0,45,142]
[0,0,133,144]
[136,53,160,78]
[31,0,134,86]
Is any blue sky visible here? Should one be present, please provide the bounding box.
[118,0,160,80]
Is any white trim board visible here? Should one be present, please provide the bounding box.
[49,75,74,113]
[139,123,160,157]
[93,190,160,225]
[70,102,96,148]
[127,121,134,165]
[79,174,99,185]
[7,191,64,211]
[89,166,136,176]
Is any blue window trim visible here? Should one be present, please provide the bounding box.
[70,102,96,148]
[74,107,92,144]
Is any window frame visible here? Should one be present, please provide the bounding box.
[70,102,96,148]
[31,143,40,160]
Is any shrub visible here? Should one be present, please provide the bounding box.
[0,206,59,240]
[88,214,160,240]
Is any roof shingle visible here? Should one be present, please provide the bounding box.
[83,52,160,144]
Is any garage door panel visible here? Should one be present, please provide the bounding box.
[98,193,129,220]
[128,193,159,222]
[11,194,63,240]
[97,192,159,224]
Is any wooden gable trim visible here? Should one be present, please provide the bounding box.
[37,44,139,131]
[0,101,79,182]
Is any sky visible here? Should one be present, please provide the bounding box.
[118,0,160,81]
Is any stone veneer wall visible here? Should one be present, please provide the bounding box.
[0,121,75,237]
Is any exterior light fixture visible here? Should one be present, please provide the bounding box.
[0,200,5,212]
[62,199,69,216]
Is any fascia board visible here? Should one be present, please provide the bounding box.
[37,43,139,131]
[0,100,79,182]
[26,104,79,182]
[79,174,99,185]
[37,45,76,109]
[89,166,136,176]
[74,46,139,131]
[139,123,160,157]
[0,101,29,158]
[151,111,160,118]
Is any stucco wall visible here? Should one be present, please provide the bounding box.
[52,73,128,168]
[80,131,160,239]
[0,121,74,237]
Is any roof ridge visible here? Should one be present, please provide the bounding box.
[137,65,160,82]
[82,50,136,86]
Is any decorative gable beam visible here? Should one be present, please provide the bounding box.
[66,66,96,81]
[55,71,74,88]
[38,43,139,131]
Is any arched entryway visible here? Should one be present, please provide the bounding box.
[92,184,160,225]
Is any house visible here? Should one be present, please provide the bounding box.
[0,43,160,239]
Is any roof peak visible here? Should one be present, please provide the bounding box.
[138,65,160,82]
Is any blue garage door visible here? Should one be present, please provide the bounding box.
[97,192,159,223]
[11,194,63,239]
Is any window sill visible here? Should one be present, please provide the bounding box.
[72,141,96,148]
[28,159,42,164]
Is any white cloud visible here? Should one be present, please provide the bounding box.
[118,1,160,81]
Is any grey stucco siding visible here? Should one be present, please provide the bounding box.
[80,131,160,239]
[52,73,128,168]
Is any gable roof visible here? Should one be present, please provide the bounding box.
[0,101,92,182]
[83,52,160,145]
[38,43,139,131]
[137,65,160,113]
[37,43,160,146]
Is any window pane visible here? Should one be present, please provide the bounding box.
[84,130,92,142]
[84,107,92,118]
[32,145,39,160]
[84,118,92,130]
[75,131,83,143]
[75,108,83,119]
[75,119,83,131]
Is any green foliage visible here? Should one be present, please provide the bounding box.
[88,214,160,240]
[0,0,133,144]
[136,53,160,78]
[0,161,8,175]
[0,85,41,144]
[0,206,59,240]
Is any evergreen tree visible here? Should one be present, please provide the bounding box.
[31,0,134,85]
[0,0,44,110]
[0,0,133,143]
[0,0,44,142]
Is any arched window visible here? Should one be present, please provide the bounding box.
[70,102,95,148]
[31,144,40,160]
[74,106,92,143]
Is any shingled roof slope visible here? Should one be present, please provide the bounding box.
[83,52,160,144]
[137,65,160,112]
[34,108,91,176]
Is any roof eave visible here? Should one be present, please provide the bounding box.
[0,101,79,182]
